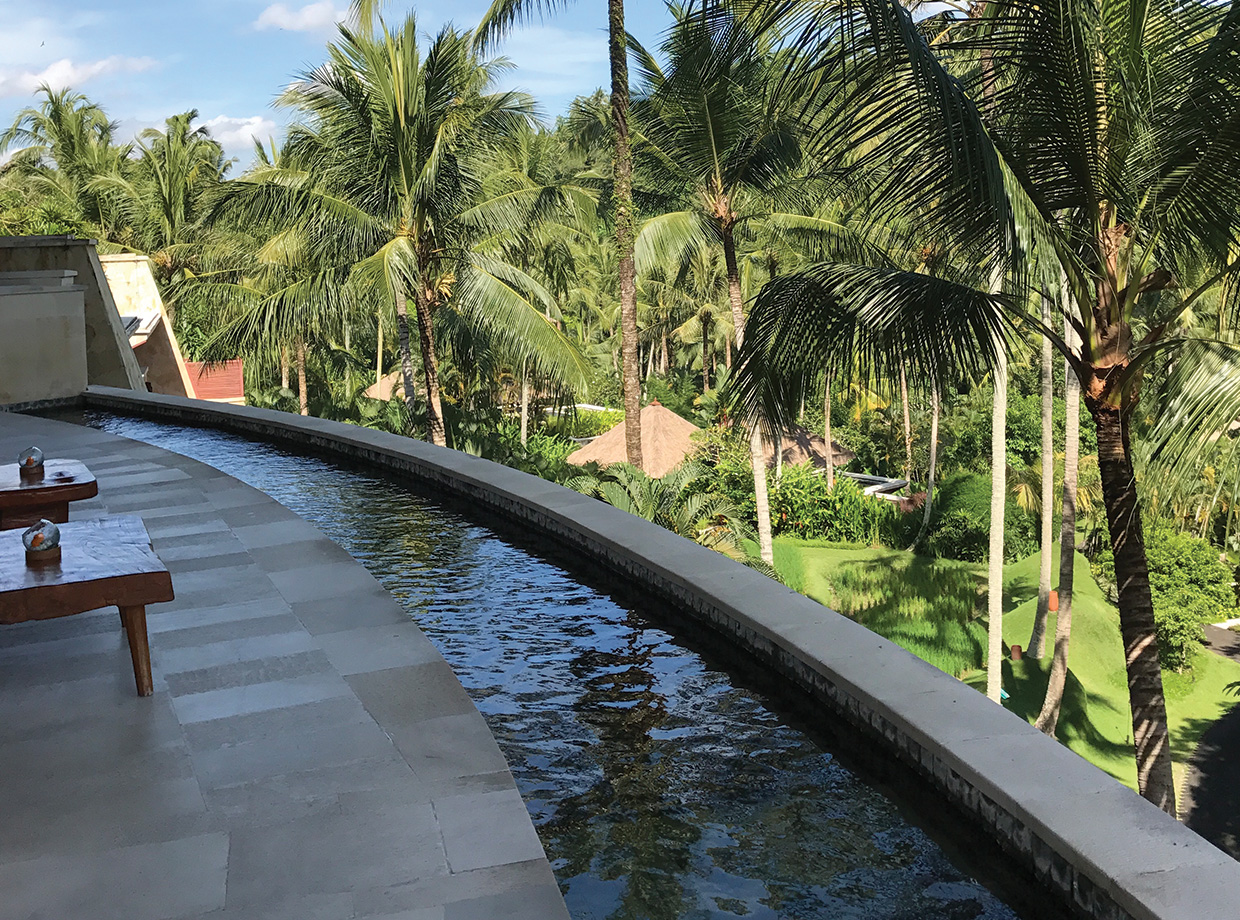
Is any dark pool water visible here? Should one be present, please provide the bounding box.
[82,413,1021,920]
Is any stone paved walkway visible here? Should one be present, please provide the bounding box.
[0,413,568,920]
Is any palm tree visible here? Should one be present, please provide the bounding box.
[0,86,133,238]
[736,0,1240,814]
[96,111,228,285]
[219,17,587,445]
[630,7,807,565]
[1029,291,1057,659]
[476,0,646,470]
[1036,310,1082,735]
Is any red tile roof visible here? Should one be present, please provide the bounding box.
[184,360,245,404]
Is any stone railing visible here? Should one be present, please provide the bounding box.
[78,386,1240,920]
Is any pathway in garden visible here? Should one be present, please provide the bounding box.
[1181,624,1240,860]
[0,411,567,920]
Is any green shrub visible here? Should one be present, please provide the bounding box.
[770,465,901,545]
[922,471,1038,563]
[1091,521,1238,670]
[546,408,624,439]
[457,419,576,482]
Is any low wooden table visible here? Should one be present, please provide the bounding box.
[0,517,174,696]
[0,460,98,530]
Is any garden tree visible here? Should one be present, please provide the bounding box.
[630,7,811,565]
[477,0,646,471]
[0,86,132,238]
[736,0,1240,814]
[218,16,588,445]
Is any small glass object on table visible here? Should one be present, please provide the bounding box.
[22,518,61,565]
[17,447,44,482]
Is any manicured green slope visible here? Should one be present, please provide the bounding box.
[776,537,1240,798]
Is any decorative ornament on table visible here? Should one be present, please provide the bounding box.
[17,446,44,481]
[22,518,61,565]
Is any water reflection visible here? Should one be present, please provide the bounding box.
[81,413,1020,920]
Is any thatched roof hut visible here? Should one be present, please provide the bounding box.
[363,370,404,402]
[765,425,856,470]
[566,401,700,478]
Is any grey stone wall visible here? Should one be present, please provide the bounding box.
[78,386,1240,920]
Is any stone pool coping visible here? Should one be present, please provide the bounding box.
[0,411,567,920]
[78,385,1240,920]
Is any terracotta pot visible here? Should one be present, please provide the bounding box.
[1049,589,1059,612]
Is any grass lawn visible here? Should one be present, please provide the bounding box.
[775,537,1240,800]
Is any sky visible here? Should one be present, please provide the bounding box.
[0,0,672,168]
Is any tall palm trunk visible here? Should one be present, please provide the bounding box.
[1092,398,1176,814]
[910,383,939,550]
[823,374,834,491]
[723,223,773,565]
[412,287,446,447]
[900,366,913,480]
[375,312,383,387]
[520,358,530,447]
[343,323,352,394]
[1029,293,1056,657]
[281,346,290,390]
[701,314,711,392]
[296,338,309,416]
[987,344,1008,703]
[1037,315,1080,736]
[609,0,642,470]
[661,329,669,375]
[394,288,420,431]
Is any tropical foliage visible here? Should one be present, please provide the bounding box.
[3,0,1239,815]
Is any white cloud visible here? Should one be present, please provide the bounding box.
[254,2,348,33]
[0,56,157,99]
[203,114,280,154]
[493,26,608,102]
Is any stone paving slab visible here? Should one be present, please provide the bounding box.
[0,412,569,920]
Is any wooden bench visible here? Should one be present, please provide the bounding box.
[0,517,173,696]
[0,459,98,530]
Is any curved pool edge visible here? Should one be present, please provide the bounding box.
[79,385,1238,920]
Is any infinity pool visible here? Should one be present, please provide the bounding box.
[81,412,1024,920]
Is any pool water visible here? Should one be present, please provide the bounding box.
[84,413,1022,920]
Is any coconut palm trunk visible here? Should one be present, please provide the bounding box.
[281,347,290,390]
[987,343,1008,703]
[1092,396,1176,813]
[375,312,383,387]
[823,374,835,491]
[296,339,309,416]
[412,286,446,447]
[723,222,774,565]
[911,383,939,550]
[393,288,420,430]
[900,366,913,480]
[1029,293,1056,657]
[520,358,530,447]
[610,0,643,470]
[1037,315,1080,736]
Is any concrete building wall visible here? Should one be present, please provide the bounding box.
[100,253,195,398]
[0,285,88,406]
[0,236,143,391]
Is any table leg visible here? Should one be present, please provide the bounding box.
[119,606,153,697]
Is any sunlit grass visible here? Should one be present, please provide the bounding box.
[775,537,1240,802]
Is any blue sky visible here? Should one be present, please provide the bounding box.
[0,0,672,168]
